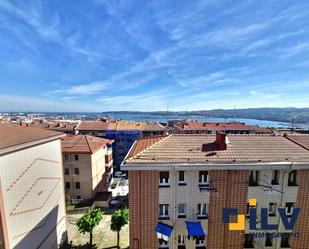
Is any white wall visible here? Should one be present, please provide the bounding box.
[0,139,67,249]
[159,170,209,249]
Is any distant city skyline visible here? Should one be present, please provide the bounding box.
[1,0,309,112]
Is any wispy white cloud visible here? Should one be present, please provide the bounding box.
[278,43,309,58]
[1,0,309,112]
[97,91,168,111]
[0,94,101,112]
[188,23,269,48]
[177,72,227,87]
[54,81,109,96]
[0,0,61,41]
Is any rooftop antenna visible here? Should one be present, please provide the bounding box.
[233,105,236,122]
[166,105,169,127]
[291,116,295,134]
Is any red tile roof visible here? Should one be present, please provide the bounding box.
[76,120,165,132]
[21,122,76,132]
[61,135,113,154]
[127,136,168,159]
[0,123,62,150]
[285,135,309,151]
[75,121,110,131]
[175,121,272,133]
[47,123,75,132]
[124,134,309,164]
[114,120,165,131]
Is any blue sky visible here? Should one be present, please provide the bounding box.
[1,0,309,112]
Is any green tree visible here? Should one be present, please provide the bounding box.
[76,209,103,248]
[111,208,129,249]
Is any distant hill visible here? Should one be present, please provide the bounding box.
[102,107,309,124]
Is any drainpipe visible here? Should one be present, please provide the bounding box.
[276,163,293,249]
[173,164,177,249]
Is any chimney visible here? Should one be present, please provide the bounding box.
[20,122,28,127]
[215,131,227,150]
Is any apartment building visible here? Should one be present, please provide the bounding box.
[105,120,166,168]
[61,135,114,203]
[75,121,109,137]
[122,133,309,249]
[76,120,166,170]
[174,121,273,135]
[0,124,67,249]
[21,122,76,135]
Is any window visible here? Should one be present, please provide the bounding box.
[285,202,294,217]
[64,154,69,161]
[249,170,259,186]
[178,204,186,218]
[280,233,291,248]
[74,155,79,161]
[159,239,168,248]
[65,182,70,189]
[159,172,170,187]
[246,203,250,217]
[75,182,80,189]
[178,171,186,185]
[244,234,254,248]
[288,170,297,186]
[247,202,258,217]
[178,235,185,249]
[74,168,79,175]
[64,168,69,175]
[197,203,207,219]
[196,238,205,248]
[198,171,209,186]
[268,203,276,216]
[159,204,169,220]
[265,234,273,247]
[271,170,279,185]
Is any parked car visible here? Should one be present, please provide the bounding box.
[114,171,126,178]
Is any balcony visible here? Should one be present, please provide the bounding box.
[196,214,208,220]
[107,146,113,154]
[105,154,113,166]
[158,215,170,221]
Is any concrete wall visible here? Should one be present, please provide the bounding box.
[63,148,107,200]
[159,170,209,248]
[0,139,67,249]
[91,148,106,195]
[63,154,93,200]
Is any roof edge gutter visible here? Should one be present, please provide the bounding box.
[0,134,64,156]
[121,162,309,171]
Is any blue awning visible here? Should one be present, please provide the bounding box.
[185,221,206,237]
[155,222,173,241]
